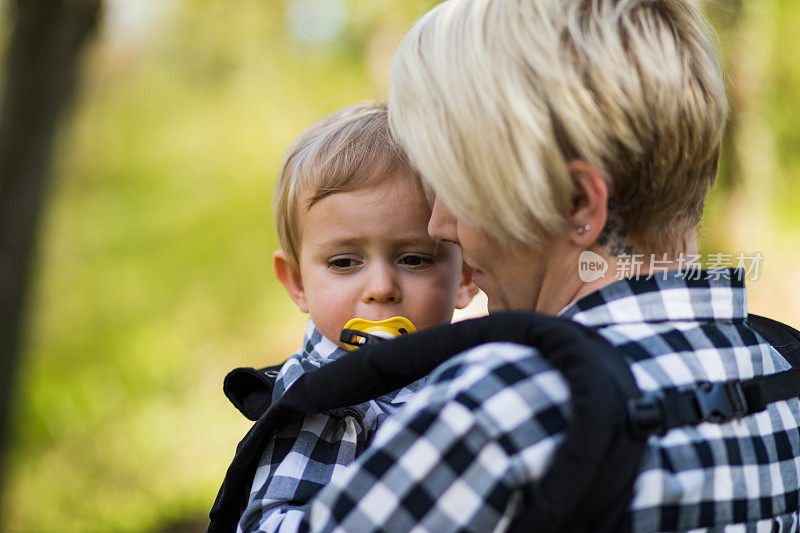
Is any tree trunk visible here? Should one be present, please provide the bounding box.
[0,0,101,516]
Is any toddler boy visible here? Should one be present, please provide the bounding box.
[237,102,476,530]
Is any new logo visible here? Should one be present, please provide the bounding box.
[578,250,608,282]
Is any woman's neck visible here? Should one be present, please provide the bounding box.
[549,231,699,315]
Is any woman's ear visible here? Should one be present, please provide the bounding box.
[566,160,608,247]
[273,250,308,313]
[456,262,480,309]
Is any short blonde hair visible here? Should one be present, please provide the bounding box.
[389,0,728,251]
[274,102,417,263]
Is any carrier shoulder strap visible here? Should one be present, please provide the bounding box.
[746,313,800,368]
[210,312,643,532]
[210,313,800,533]
[223,363,284,421]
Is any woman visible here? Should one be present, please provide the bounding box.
[240,1,800,531]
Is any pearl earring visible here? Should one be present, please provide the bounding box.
[577,224,591,235]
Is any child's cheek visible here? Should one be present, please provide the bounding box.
[414,290,458,330]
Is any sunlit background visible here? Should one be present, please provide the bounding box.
[1,0,799,531]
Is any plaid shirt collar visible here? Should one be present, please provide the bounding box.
[299,319,348,366]
[559,268,747,327]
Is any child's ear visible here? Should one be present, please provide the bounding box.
[456,262,479,309]
[273,250,308,313]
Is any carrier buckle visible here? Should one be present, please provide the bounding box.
[691,381,748,423]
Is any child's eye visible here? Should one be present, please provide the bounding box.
[399,255,433,268]
[327,258,360,271]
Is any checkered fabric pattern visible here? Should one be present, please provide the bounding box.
[237,320,425,532]
[243,271,800,532]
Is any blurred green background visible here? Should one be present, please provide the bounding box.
[1,0,799,531]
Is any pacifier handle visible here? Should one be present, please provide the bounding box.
[340,329,387,348]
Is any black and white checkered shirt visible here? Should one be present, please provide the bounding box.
[242,271,800,532]
[238,320,426,532]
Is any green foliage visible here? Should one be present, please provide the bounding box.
[3,0,436,530]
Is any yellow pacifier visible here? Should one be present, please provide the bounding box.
[340,316,417,350]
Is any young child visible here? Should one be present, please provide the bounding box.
[237,102,476,529]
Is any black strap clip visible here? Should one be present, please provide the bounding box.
[690,381,748,423]
[627,380,750,438]
[627,396,666,438]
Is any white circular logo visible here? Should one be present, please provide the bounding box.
[578,251,608,282]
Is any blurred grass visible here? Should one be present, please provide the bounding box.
[3,0,437,530]
[2,0,800,531]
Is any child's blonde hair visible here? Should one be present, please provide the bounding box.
[274,102,418,263]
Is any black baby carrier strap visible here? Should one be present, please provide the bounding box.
[209,312,641,532]
[209,312,800,533]
[747,314,800,367]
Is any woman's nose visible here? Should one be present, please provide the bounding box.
[428,197,459,244]
[362,263,402,303]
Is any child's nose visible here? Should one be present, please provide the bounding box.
[362,263,402,304]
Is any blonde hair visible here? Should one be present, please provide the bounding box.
[274,102,418,263]
[389,0,728,251]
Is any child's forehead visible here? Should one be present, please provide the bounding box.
[296,178,435,244]
[299,174,430,214]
